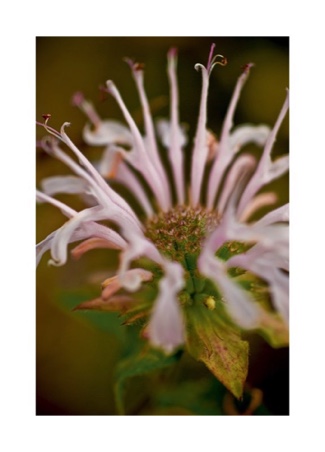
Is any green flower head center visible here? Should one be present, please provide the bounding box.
[143,205,267,314]
[144,206,223,310]
[144,205,221,261]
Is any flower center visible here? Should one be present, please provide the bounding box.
[144,205,221,260]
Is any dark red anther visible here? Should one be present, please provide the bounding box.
[99,84,109,102]
[42,114,51,121]
[133,62,145,71]
[242,63,255,74]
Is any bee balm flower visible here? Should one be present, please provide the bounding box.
[37,44,289,397]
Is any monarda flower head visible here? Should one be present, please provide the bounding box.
[36,44,289,398]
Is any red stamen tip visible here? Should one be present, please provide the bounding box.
[168,47,178,58]
[71,91,84,107]
[42,114,51,121]
[242,63,255,74]
[124,57,144,71]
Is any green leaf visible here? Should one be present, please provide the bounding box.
[114,346,181,414]
[185,303,249,399]
[153,377,226,415]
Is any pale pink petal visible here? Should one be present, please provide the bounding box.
[37,217,126,267]
[148,261,185,353]
[72,93,102,129]
[36,231,57,267]
[156,119,187,149]
[217,154,256,215]
[207,125,270,209]
[59,123,141,223]
[116,162,154,217]
[118,268,153,294]
[255,203,289,227]
[71,237,125,260]
[49,206,120,266]
[40,175,89,196]
[98,146,154,217]
[156,119,187,204]
[229,124,270,153]
[206,65,255,208]
[83,120,133,146]
[166,48,185,204]
[239,192,278,222]
[190,64,210,206]
[118,227,164,291]
[106,80,171,211]
[126,59,171,204]
[36,189,75,218]
[41,138,142,232]
[228,250,289,323]
[101,268,153,299]
[237,91,289,216]
[198,249,261,328]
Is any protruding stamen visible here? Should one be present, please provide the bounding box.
[207,43,216,72]
[206,43,227,74]
[191,45,228,206]
[36,116,61,140]
[42,113,51,124]
[124,57,145,72]
[242,62,255,74]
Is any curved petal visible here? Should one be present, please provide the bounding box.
[83,120,133,146]
[237,91,289,216]
[239,192,277,222]
[255,203,289,227]
[198,249,261,328]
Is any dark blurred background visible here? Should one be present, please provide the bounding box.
[36,37,289,415]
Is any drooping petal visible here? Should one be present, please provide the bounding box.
[71,237,125,260]
[148,261,185,353]
[227,250,289,323]
[118,228,164,291]
[49,206,122,266]
[198,249,261,328]
[101,268,153,299]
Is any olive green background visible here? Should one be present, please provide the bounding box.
[36,37,289,415]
